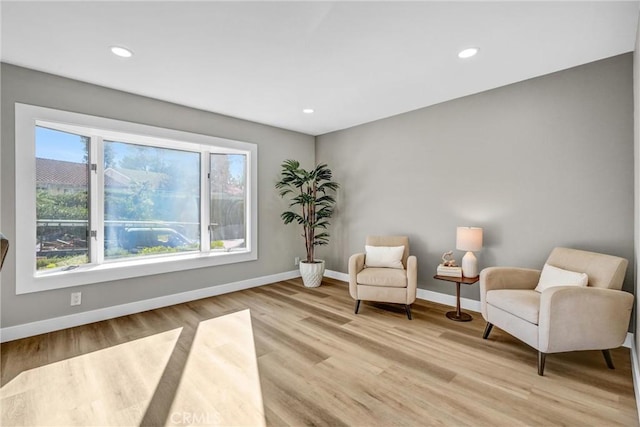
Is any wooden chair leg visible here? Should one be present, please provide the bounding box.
[602,349,615,369]
[405,304,412,320]
[538,351,546,376]
[482,323,493,339]
[354,300,361,314]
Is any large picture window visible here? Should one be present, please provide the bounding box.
[16,104,258,294]
[103,141,201,261]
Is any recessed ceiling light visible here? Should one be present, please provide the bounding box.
[302,108,314,114]
[458,47,479,59]
[110,46,133,58]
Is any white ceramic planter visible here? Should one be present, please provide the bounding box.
[299,260,325,288]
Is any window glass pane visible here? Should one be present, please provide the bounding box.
[104,141,200,259]
[35,126,90,270]
[210,153,246,252]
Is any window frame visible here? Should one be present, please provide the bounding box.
[15,103,258,295]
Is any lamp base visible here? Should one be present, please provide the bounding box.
[461,251,478,278]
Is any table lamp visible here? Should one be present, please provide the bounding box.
[456,226,483,278]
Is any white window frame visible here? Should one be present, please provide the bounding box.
[15,103,258,294]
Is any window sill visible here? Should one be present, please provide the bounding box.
[18,250,257,295]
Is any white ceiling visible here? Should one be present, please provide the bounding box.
[2,1,639,136]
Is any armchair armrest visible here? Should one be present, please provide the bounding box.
[348,253,365,300]
[539,287,634,353]
[406,255,418,304]
[480,267,541,318]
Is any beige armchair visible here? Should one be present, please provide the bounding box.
[349,236,417,319]
[480,247,633,375]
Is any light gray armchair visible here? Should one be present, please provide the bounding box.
[349,236,417,319]
[480,247,633,375]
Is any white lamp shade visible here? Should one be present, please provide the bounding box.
[456,227,483,252]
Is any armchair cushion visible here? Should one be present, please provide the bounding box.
[535,263,588,293]
[486,289,541,324]
[364,245,405,269]
[480,267,540,318]
[357,268,408,288]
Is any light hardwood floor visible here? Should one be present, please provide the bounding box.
[1,277,638,426]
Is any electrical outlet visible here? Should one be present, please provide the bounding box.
[70,292,82,306]
[294,256,300,266]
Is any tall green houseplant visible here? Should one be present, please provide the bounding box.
[276,160,339,266]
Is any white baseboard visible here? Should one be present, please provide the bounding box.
[415,288,482,313]
[630,338,640,422]
[0,269,301,343]
[3,268,635,353]
[625,332,634,349]
[323,270,348,281]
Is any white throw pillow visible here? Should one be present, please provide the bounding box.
[535,263,588,293]
[365,245,405,269]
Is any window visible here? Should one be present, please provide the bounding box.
[103,141,201,260]
[36,126,90,270]
[16,104,257,294]
[210,153,246,252]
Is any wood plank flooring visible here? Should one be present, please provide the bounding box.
[1,277,638,426]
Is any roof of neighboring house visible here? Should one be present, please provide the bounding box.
[36,158,169,189]
[104,168,131,187]
[36,158,87,187]
[106,167,167,188]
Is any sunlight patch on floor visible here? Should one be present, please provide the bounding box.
[167,309,265,426]
[1,327,182,426]
[1,310,265,426]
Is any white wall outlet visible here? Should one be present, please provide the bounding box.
[294,256,300,266]
[70,292,82,306]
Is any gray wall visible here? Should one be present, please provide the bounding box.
[316,53,634,301]
[0,63,314,327]
[634,12,639,356]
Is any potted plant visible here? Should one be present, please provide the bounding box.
[276,159,339,287]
